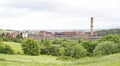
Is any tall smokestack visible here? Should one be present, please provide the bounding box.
[91,17,94,36]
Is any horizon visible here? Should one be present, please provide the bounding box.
[0,0,120,30]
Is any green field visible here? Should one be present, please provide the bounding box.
[0,53,120,66]
[0,42,120,66]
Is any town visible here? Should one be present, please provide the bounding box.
[0,17,100,41]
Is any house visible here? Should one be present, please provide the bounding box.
[22,32,28,38]
[55,31,76,37]
[39,31,55,39]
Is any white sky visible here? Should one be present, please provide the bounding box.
[0,0,120,30]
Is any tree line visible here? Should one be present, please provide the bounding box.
[0,34,120,59]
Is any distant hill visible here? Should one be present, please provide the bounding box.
[0,29,14,34]
[95,29,120,36]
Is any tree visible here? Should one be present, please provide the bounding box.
[99,34,120,43]
[82,41,97,56]
[40,39,52,55]
[93,41,118,56]
[52,38,63,44]
[22,39,40,56]
[61,41,87,58]
[78,38,83,43]
[59,47,65,56]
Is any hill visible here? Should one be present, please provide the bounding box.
[0,29,14,34]
[96,29,120,36]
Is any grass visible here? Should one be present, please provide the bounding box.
[3,42,23,54]
[0,53,120,66]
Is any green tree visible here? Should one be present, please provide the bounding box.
[22,39,40,56]
[40,39,52,55]
[52,38,63,44]
[61,41,87,58]
[59,47,65,56]
[99,34,120,43]
[93,41,118,56]
[82,41,97,56]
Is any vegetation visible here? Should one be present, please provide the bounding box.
[61,41,87,58]
[22,39,40,56]
[99,34,120,43]
[0,41,14,54]
[0,34,120,57]
[3,42,23,54]
[96,29,120,36]
[0,31,120,66]
[0,53,120,66]
[93,41,119,56]
[82,41,97,56]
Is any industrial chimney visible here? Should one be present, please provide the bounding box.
[90,17,94,36]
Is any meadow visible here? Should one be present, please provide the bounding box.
[0,53,120,66]
[0,42,120,66]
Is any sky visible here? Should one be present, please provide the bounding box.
[0,0,120,30]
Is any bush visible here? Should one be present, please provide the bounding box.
[93,41,118,56]
[61,41,78,56]
[40,39,52,55]
[72,45,87,58]
[0,42,14,54]
[59,47,65,56]
[82,41,97,56]
[52,38,63,44]
[2,37,9,41]
[99,34,120,43]
[22,39,40,56]
[61,41,87,58]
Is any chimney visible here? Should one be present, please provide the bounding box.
[91,17,94,36]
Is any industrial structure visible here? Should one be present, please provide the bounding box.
[1,17,100,40]
[91,17,94,36]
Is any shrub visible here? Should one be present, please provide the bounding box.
[22,39,40,56]
[59,47,65,56]
[93,41,118,56]
[72,45,87,58]
[2,37,9,41]
[40,39,52,55]
[99,34,120,43]
[52,38,63,44]
[82,41,97,56]
[48,45,60,56]
[61,41,87,58]
[0,42,14,54]
[78,38,83,43]
[61,41,78,56]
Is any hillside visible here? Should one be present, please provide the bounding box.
[96,29,120,36]
[0,29,14,34]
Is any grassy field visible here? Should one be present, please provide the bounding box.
[0,53,120,66]
[0,42,120,66]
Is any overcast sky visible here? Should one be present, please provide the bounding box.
[0,0,120,30]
